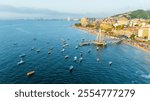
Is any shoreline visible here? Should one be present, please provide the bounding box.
[73,26,150,53]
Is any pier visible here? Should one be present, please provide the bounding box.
[80,29,107,46]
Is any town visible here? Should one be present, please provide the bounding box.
[74,10,150,52]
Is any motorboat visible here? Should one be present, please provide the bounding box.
[97,58,100,62]
[17,58,25,65]
[65,55,69,59]
[36,49,41,52]
[75,45,78,49]
[48,51,51,54]
[27,71,35,76]
[61,49,65,52]
[79,57,83,62]
[69,65,74,72]
[74,56,77,61]
[88,49,91,53]
[109,61,112,66]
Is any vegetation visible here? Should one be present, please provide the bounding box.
[113,9,150,19]
[130,34,136,40]
[100,24,113,32]
[129,10,150,19]
[74,23,81,27]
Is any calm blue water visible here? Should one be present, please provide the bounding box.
[0,20,150,84]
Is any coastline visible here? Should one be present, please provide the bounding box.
[73,26,150,53]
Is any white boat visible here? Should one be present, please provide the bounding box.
[27,71,35,76]
[79,57,83,62]
[17,58,25,65]
[75,46,78,49]
[69,65,74,72]
[74,56,77,61]
[36,49,41,52]
[97,58,100,62]
[96,47,99,51]
[31,47,35,50]
[65,55,69,59]
[48,51,51,54]
[61,49,65,52]
[109,61,112,66]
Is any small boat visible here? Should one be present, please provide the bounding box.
[65,55,69,59]
[65,44,69,46]
[61,49,65,52]
[74,56,77,61]
[36,49,40,52]
[17,58,25,65]
[31,47,35,50]
[69,65,74,72]
[80,51,83,57]
[97,58,100,62]
[75,46,78,49]
[79,57,83,62]
[27,71,35,76]
[19,53,26,58]
[109,61,112,66]
[48,51,51,54]
[88,49,91,53]
[96,47,99,51]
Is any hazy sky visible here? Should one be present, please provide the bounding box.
[0,0,150,14]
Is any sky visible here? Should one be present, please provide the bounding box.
[0,0,150,14]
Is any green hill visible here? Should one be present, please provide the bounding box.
[113,10,150,19]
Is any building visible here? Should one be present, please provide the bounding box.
[80,17,89,27]
[138,25,150,40]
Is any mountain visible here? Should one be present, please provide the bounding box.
[113,9,150,19]
[0,5,82,19]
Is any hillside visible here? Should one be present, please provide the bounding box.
[113,10,150,19]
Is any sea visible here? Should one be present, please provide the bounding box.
[0,20,150,84]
